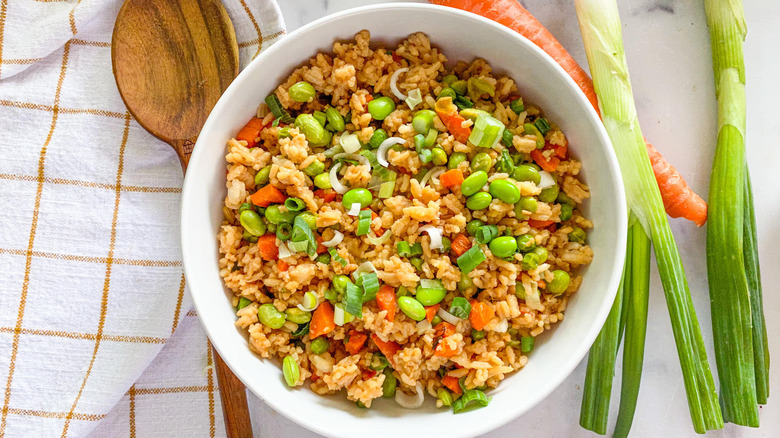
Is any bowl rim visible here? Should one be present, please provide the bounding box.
[181,3,627,437]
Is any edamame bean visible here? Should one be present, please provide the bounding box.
[264,205,297,224]
[521,252,540,271]
[538,185,559,203]
[298,211,317,229]
[556,192,576,206]
[489,236,518,258]
[466,192,493,210]
[442,74,458,86]
[367,96,396,120]
[489,179,521,204]
[342,188,373,209]
[283,356,300,387]
[238,202,252,214]
[512,164,541,185]
[239,210,266,236]
[514,196,538,219]
[470,152,493,173]
[310,337,329,354]
[325,107,346,132]
[431,147,448,166]
[547,270,571,295]
[242,231,258,243]
[295,114,329,147]
[314,172,332,189]
[438,87,457,100]
[284,308,312,324]
[315,252,331,265]
[313,111,327,127]
[466,219,485,236]
[332,274,352,294]
[457,272,474,292]
[460,170,488,197]
[409,257,423,272]
[304,160,325,177]
[255,165,271,186]
[559,204,573,221]
[382,369,397,398]
[451,80,467,95]
[412,110,436,134]
[532,246,549,264]
[415,286,445,306]
[397,296,426,321]
[289,81,316,102]
[448,152,468,170]
[516,234,536,252]
[368,128,388,149]
[258,303,286,329]
[569,227,587,244]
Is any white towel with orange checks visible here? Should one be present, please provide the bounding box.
[0,1,285,436]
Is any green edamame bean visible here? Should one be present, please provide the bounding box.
[283,356,300,387]
[284,308,312,324]
[438,87,457,100]
[538,185,559,203]
[367,96,396,121]
[242,231,258,243]
[315,252,331,265]
[412,110,436,134]
[512,164,541,185]
[489,236,518,258]
[304,160,325,177]
[516,234,536,252]
[295,114,329,147]
[239,210,266,236]
[466,219,485,236]
[314,172,332,189]
[569,227,587,244]
[397,296,426,321]
[466,192,493,210]
[489,179,521,204]
[415,286,446,307]
[559,204,573,221]
[514,196,538,219]
[460,170,488,196]
[289,81,316,102]
[368,129,388,150]
[547,270,571,295]
[382,369,397,398]
[255,165,271,186]
[325,107,346,132]
[257,304,286,329]
[313,111,327,127]
[448,152,468,170]
[470,152,493,173]
[532,246,549,264]
[556,192,576,207]
[264,205,297,224]
[451,80,467,95]
[342,188,373,209]
[442,74,458,86]
[238,202,252,214]
[409,257,423,272]
[431,147,448,166]
[310,337,329,354]
[521,252,540,271]
[297,211,317,229]
[332,274,353,294]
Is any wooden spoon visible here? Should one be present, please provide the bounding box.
[112,1,252,437]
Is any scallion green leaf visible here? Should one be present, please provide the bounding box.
[449,297,471,319]
[452,388,491,413]
[457,246,485,273]
[468,112,505,149]
[328,248,347,266]
[360,272,380,302]
[356,210,372,236]
[475,225,499,244]
[265,94,294,124]
[344,282,363,318]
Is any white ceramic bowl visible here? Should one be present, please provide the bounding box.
[182,3,627,437]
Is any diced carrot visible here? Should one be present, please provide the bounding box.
[315,237,327,254]
[451,234,472,256]
[371,334,401,366]
[439,169,465,188]
[555,144,568,159]
[437,111,472,144]
[442,375,463,395]
[433,322,457,357]
[530,149,560,172]
[256,234,279,261]
[277,260,289,271]
[309,302,335,339]
[434,341,458,358]
[345,330,368,355]
[376,285,397,322]
[434,321,456,338]
[362,369,377,380]
[250,184,287,207]
[527,219,554,229]
[314,189,337,203]
[236,117,266,148]
[469,300,494,331]
[425,304,441,323]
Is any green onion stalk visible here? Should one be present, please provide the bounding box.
[704,0,768,425]
[574,0,722,432]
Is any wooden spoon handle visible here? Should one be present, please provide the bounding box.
[213,347,254,438]
[170,138,196,171]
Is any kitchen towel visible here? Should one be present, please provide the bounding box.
[0,0,285,436]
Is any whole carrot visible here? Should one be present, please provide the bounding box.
[431,0,707,226]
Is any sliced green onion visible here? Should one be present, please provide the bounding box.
[361,272,380,302]
[467,77,495,98]
[328,248,347,266]
[324,144,344,157]
[291,322,310,338]
[265,94,294,124]
[367,230,393,245]
[405,88,423,110]
[475,225,499,244]
[449,297,471,319]
[378,173,397,199]
[501,129,514,148]
[457,246,485,273]
[409,242,423,256]
[523,123,545,149]
[313,110,327,127]
[454,96,474,110]
[521,336,535,353]
[334,302,355,326]
[236,297,252,311]
[369,129,388,150]
[424,129,438,148]
[276,222,292,241]
[418,148,432,164]
[534,117,551,136]
[369,353,389,371]
[510,98,525,115]
[397,241,412,258]
[284,197,305,212]
[287,240,309,253]
[468,112,505,149]
[356,210,372,236]
[452,388,491,413]
[291,215,317,257]
[419,279,445,293]
[344,282,363,318]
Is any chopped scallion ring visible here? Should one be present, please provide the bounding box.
[457,246,485,273]
[356,210,372,236]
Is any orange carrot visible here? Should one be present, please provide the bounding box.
[345,330,368,355]
[256,234,279,261]
[434,321,456,338]
[435,97,471,143]
[376,285,397,322]
[646,142,708,226]
[371,334,401,366]
[425,304,441,323]
[430,0,708,226]
[250,184,287,207]
[530,149,560,173]
[442,375,463,395]
[439,169,465,188]
[236,117,266,148]
[314,189,337,203]
[527,219,555,229]
[310,302,335,339]
[433,321,458,357]
[469,300,494,331]
[451,234,472,256]
[277,260,289,272]
[315,237,327,255]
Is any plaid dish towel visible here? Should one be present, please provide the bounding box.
[0,1,284,437]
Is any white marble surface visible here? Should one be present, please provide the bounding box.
[250,1,780,437]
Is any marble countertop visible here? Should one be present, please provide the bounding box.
[250,1,780,437]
